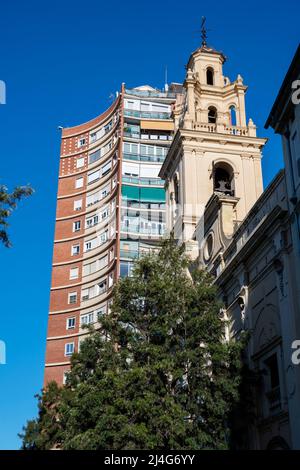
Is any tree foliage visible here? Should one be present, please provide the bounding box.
[0,184,33,247]
[20,238,245,450]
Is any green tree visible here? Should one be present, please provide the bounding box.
[20,238,245,450]
[0,184,33,247]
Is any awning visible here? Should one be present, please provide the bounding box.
[140,187,165,202]
[140,120,174,131]
[121,185,139,200]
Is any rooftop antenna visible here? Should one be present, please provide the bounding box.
[164,66,169,92]
[201,16,208,47]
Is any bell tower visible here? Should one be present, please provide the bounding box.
[159,35,267,257]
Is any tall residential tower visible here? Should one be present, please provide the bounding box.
[45,83,182,385]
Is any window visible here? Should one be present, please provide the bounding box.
[66,317,76,329]
[141,102,150,111]
[80,312,95,325]
[86,217,93,228]
[98,280,107,294]
[76,157,85,168]
[123,162,139,177]
[75,177,83,189]
[86,186,110,206]
[102,186,109,198]
[206,68,214,85]
[74,199,82,211]
[104,121,112,133]
[103,140,112,155]
[71,244,80,256]
[140,165,159,178]
[120,261,133,278]
[90,132,97,143]
[68,292,77,304]
[88,238,96,251]
[82,255,108,276]
[81,288,89,301]
[69,267,79,280]
[126,100,135,109]
[89,149,100,165]
[208,106,217,124]
[88,170,100,184]
[85,241,92,251]
[73,220,81,232]
[81,280,107,301]
[86,213,99,228]
[65,342,75,356]
[63,371,69,385]
[86,191,99,206]
[78,138,86,147]
[100,231,107,243]
[229,106,237,126]
[102,208,109,219]
[102,160,111,176]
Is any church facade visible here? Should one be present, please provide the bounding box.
[159,42,300,449]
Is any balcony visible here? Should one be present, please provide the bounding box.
[122,176,164,186]
[124,130,172,141]
[122,152,165,163]
[141,133,172,141]
[191,122,255,137]
[121,225,165,236]
[124,109,172,120]
[120,249,139,259]
[124,131,140,139]
[125,88,177,99]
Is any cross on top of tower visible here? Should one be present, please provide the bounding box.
[201,16,208,47]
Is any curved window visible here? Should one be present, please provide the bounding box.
[206,68,214,85]
[208,106,217,124]
[230,106,237,126]
[213,162,235,196]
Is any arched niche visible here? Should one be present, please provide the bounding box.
[213,161,235,196]
[206,67,214,85]
[229,105,237,126]
[208,106,217,124]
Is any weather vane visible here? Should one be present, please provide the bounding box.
[201,16,208,47]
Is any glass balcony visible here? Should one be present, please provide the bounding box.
[122,176,164,186]
[124,129,172,142]
[124,109,171,120]
[122,152,165,163]
[120,249,140,259]
[121,225,165,236]
[140,134,172,141]
[125,88,177,99]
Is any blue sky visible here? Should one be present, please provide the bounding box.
[0,0,299,450]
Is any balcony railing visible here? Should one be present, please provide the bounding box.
[124,109,172,120]
[192,122,251,136]
[122,152,165,163]
[121,225,165,236]
[120,249,140,259]
[141,134,172,141]
[122,176,164,186]
[125,88,177,99]
[124,131,172,141]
